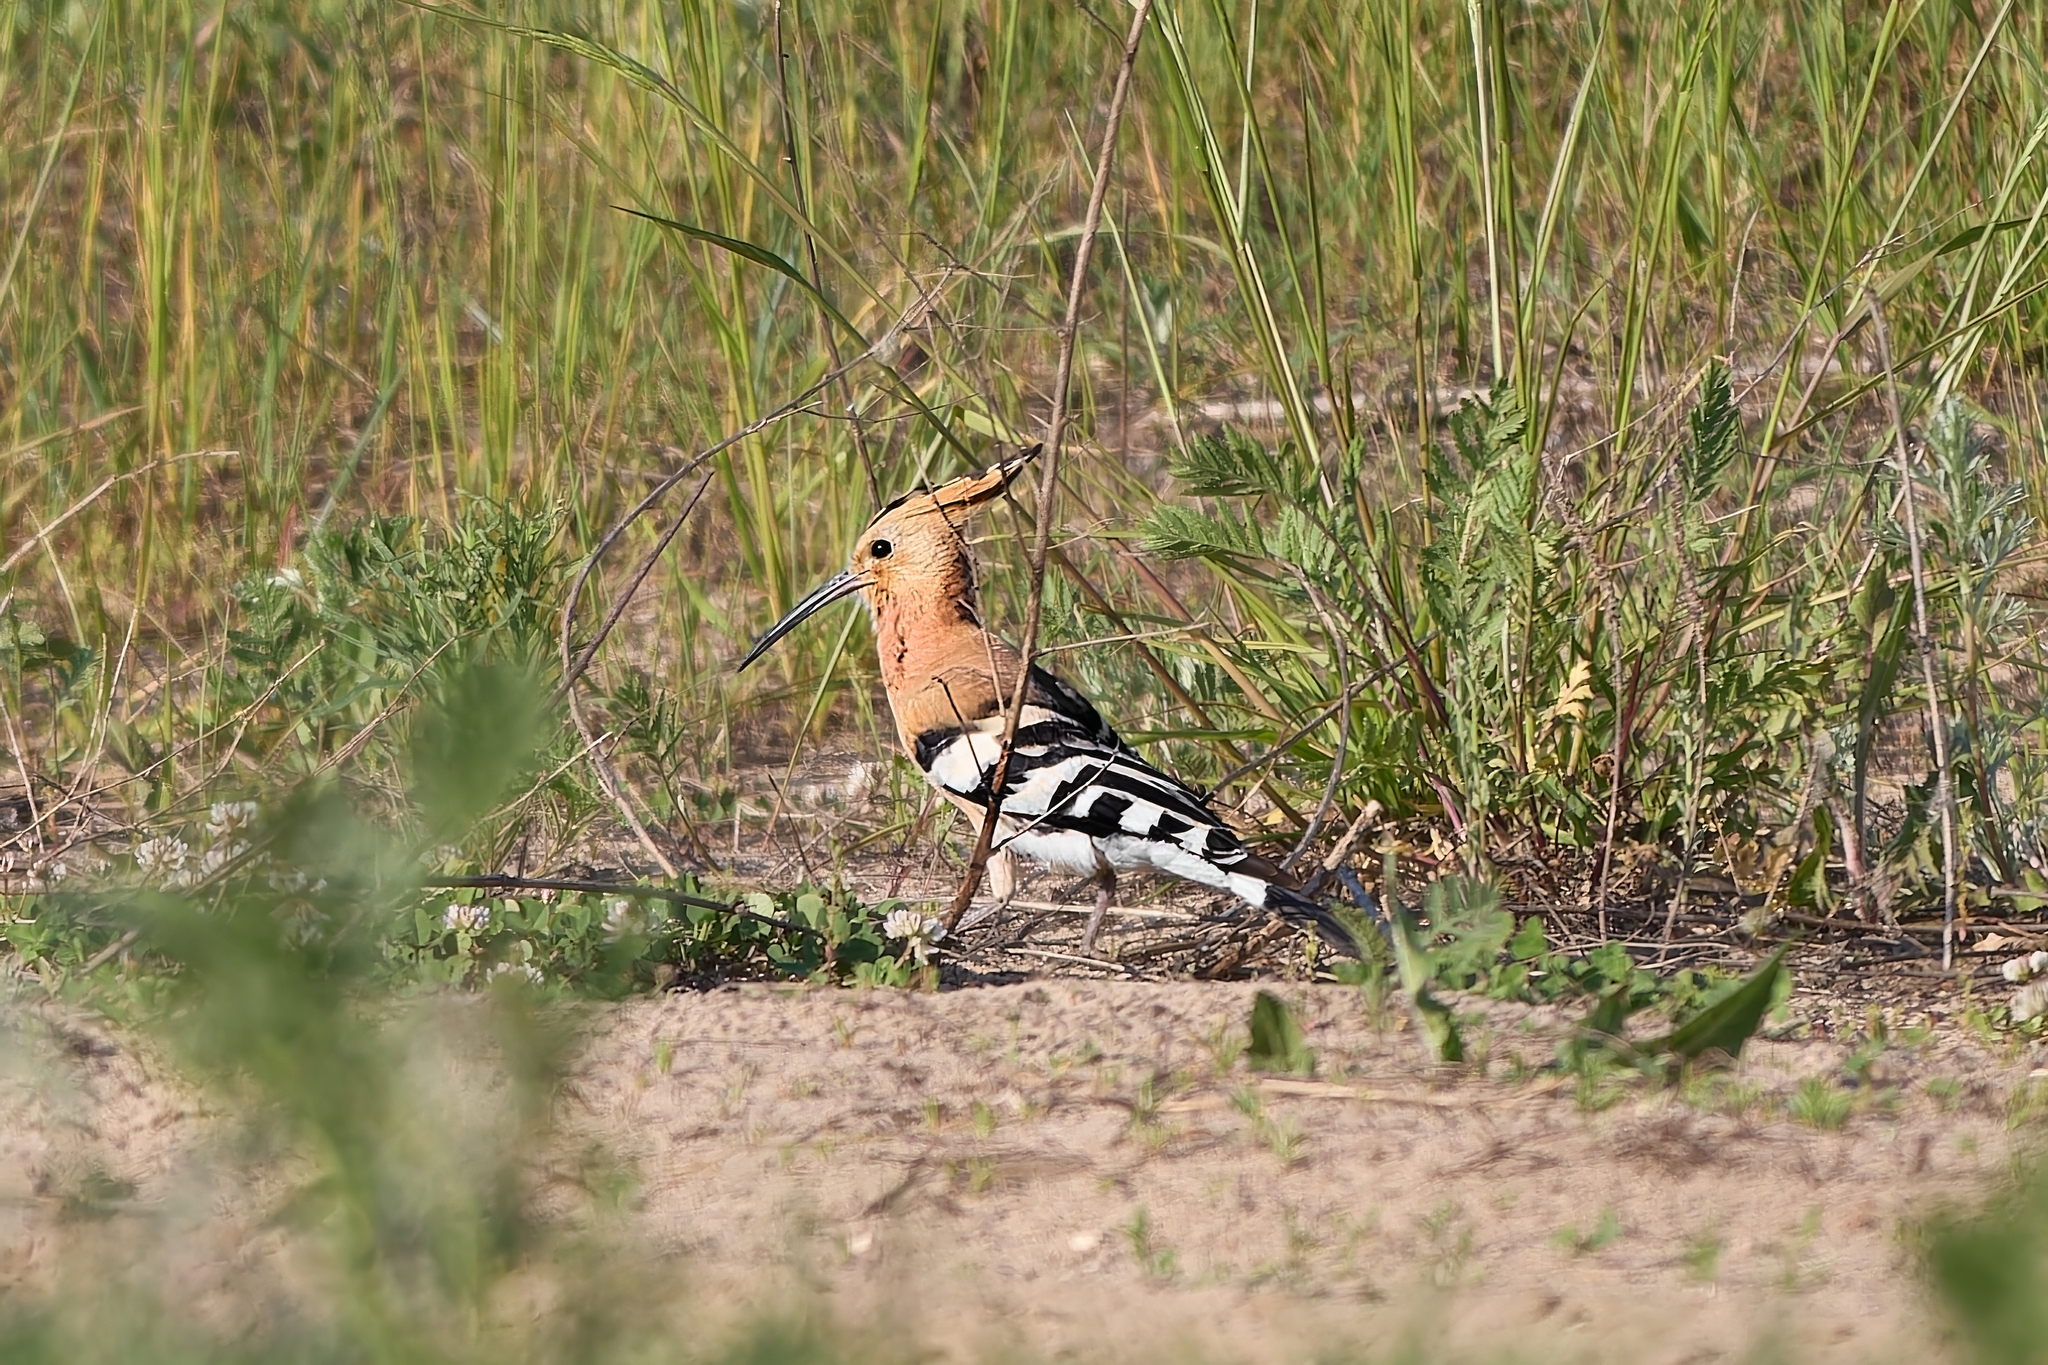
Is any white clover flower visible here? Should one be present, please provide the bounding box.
[198,840,252,879]
[2001,951,2048,984]
[2016,979,2048,1024]
[601,897,635,940]
[843,760,881,804]
[485,961,544,986]
[443,902,491,934]
[134,837,191,884]
[206,802,260,842]
[882,908,947,965]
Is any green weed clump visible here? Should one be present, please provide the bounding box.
[1,648,934,1011]
[0,660,943,1364]
[1928,1161,2048,1365]
[6,2,2048,990]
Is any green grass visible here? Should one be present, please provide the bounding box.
[1552,1207,1623,1256]
[1791,1074,1854,1130]
[5,0,2048,902]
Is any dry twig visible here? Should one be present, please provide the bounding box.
[947,0,1156,926]
[1869,293,1961,970]
[556,296,947,875]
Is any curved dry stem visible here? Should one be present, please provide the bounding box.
[947,0,1156,927]
[554,300,940,872]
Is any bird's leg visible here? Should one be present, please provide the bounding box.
[1079,868,1117,954]
[986,847,1017,907]
[952,846,1017,936]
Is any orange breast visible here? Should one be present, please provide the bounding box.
[870,592,1021,749]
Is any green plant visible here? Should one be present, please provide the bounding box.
[1686,1232,1726,1283]
[1380,858,1465,1064]
[1415,874,1515,991]
[1928,1161,2048,1365]
[1928,1077,1966,1112]
[4,642,940,1008]
[1200,1020,1248,1073]
[1230,1086,1306,1167]
[1791,1077,1854,1131]
[1421,1199,1473,1287]
[1245,989,1315,1076]
[1552,1208,1623,1256]
[1123,1205,1178,1281]
[0,663,658,1357]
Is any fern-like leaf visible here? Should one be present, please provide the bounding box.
[1142,504,1268,564]
[1684,361,1740,505]
[1169,428,1317,504]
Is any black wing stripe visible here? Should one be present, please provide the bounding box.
[913,696,1253,863]
[1027,665,1122,747]
[1013,742,1226,833]
[1002,749,1217,831]
[925,731,1122,804]
[1007,797,1251,868]
[1083,791,1133,836]
[1083,765,1223,831]
[912,716,1128,779]
[1149,812,1193,841]
[1003,764,1250,863]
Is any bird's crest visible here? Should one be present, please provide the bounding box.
[879,443,1040,524]
[931,442,1040,509]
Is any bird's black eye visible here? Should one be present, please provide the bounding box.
[869,538,893,559]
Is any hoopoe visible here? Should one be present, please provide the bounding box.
[738,447,1355,956]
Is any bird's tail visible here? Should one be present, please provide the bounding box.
[1261,881,1374,959]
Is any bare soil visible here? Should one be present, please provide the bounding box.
[6,971,2043,1363]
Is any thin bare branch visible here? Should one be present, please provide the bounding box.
[1869,292,1961,971]
[947,0,1155,927]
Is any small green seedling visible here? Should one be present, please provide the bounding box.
[1383,854,1465,1064]
[1552,1208,1622,1255]
[1123,1206,1177,1280]
[1247,991,1315,1076]
[1791,1076,1852,1130]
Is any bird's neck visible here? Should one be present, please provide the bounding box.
[868,588,1020,747]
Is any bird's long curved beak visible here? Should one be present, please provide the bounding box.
[736,569,871,671]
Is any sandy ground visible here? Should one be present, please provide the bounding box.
[4,973,2042,1363]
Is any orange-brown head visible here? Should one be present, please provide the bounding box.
[736,445,1039,681]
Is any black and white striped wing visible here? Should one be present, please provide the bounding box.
[913,720,1254,875]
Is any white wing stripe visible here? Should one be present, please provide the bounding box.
[925,730,1004,794]
[918,727,1254,876]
